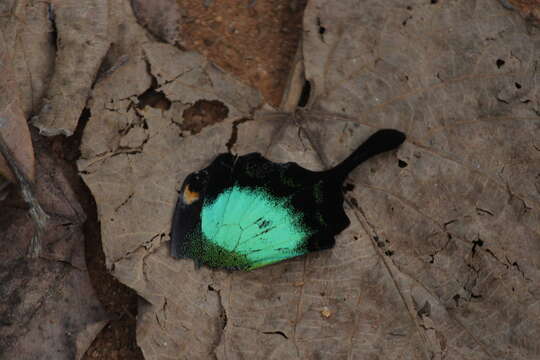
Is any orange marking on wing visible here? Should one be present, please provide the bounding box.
[183,185,200,204]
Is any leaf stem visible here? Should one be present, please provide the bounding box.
[0,125,47,257]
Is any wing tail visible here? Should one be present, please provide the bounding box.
[327,129,406,180]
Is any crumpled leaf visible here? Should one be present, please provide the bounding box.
[0,0,55,119]
[15,3,56,118]
[0,147,108,359]
[131,0,306,106]
[32,0,110,136]
[79,1,540,359]
[0,29,35,183]
[131,0,184,45]
[300,0,540,358]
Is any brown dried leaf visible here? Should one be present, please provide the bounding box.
[32,0,110,137]
[79,1,540,359]
[0,147,107,359]
[300,0,540,358]
[78,41,262,266]
[0,0,56,119]
[0,30,35,183]
[12,1,56,118]
[131,0,184,45]
[131,0,307,106]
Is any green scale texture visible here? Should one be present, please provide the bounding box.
[200,186,310,269]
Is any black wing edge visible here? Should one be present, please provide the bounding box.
[170,197,202,259]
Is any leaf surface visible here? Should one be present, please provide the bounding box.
[0,147,107,360]
[0,30,35,183]
[79,1,540,359]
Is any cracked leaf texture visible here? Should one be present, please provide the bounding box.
[79,0,540,359]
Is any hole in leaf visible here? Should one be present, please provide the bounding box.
[316,16,326,42]
[515,82,522,89]
[496,59,505,68]
[374,236,385,248]
[297,80,311,107]
[317,17,326,35]
[398,159,408,168]
[402,16,412,26]
[182,100,229,134]
[137,89,171,110]
[471,238,484,256]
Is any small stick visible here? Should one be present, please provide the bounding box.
[0,121,48,258]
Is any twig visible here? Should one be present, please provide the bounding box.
[0,120,48,257]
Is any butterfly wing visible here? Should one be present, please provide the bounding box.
[172,129,406,271]
[200,186,311,270]
[170,153,236,264]
[172,152,350,270]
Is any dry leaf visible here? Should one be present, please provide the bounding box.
[0,30,35,183]
[0,147,107,359]
[78,41,262,266]
[78,1,540,359]
[32,0,110,136]
[131,0,184,45]
[7,1,55,118]
[300,0,540,358]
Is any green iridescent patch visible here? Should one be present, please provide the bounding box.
[201,186,309,269]
[171,129,406,271]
